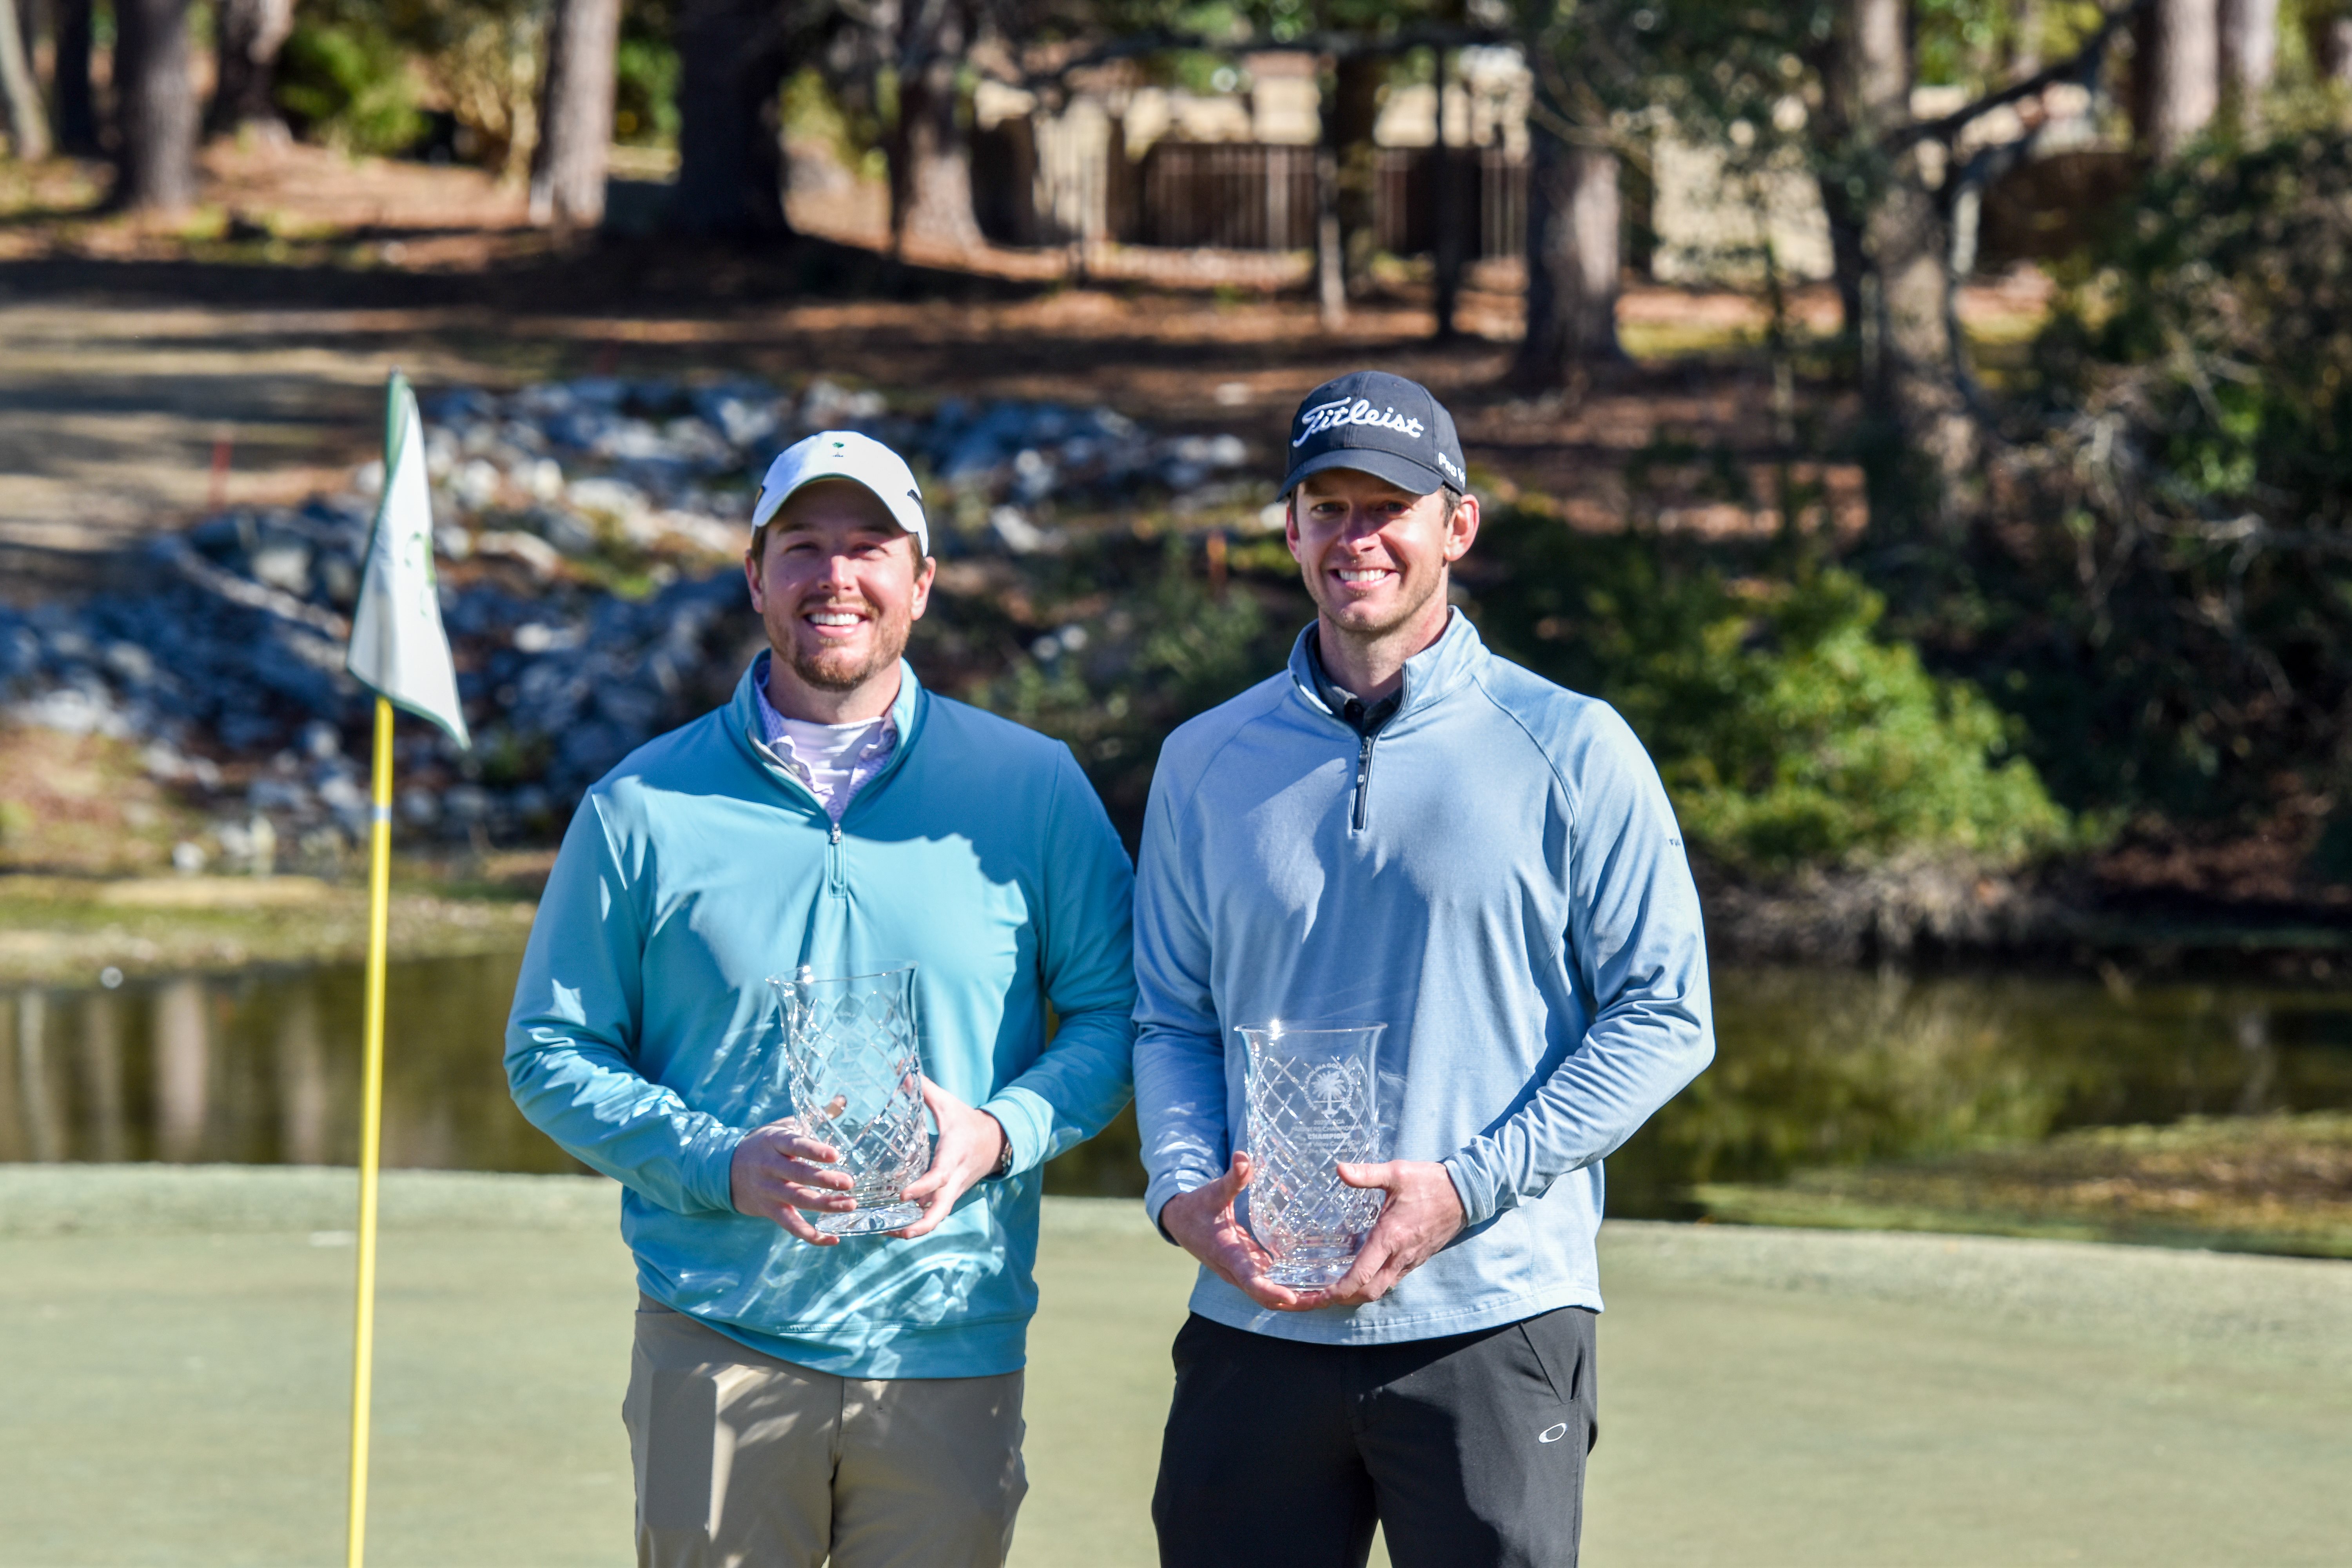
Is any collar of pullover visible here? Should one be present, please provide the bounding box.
[727,652,926,810]
[1287,607,1483,734]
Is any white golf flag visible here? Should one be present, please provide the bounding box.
[348,372,470,749]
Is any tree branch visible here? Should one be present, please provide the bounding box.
[1891,0,2150,151]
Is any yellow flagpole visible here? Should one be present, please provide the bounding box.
[347,695,396,1568]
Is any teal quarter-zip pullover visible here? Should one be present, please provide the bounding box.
[506,655,1136,1377]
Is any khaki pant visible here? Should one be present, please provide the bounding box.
[624,1297,1027,1568]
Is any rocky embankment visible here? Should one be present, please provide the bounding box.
[0,376,1261,873]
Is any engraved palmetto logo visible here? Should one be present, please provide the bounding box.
[768,963,929,1236]
[1237,1022,1390,1288]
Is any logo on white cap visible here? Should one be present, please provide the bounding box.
[751,430,929,558]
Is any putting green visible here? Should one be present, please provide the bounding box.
[2,1168,2347,1566]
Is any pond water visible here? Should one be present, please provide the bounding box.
[4,954,2350,1215]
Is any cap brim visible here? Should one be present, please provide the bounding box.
[1279,447,1449,499]
[751,472,929,559]
[750,470,900,531]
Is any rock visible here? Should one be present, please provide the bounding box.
[521,504,601,558]
[988,506,1063,555]
[564,477,648,528]
[475,530,564,579]
[444,784,492,824]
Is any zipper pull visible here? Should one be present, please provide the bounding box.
[830,821,842,845]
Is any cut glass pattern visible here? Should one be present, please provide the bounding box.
[1239,1023,1389,1287]
[772,964,929,1235]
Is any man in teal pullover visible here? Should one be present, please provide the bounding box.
[506,431,1136,1568]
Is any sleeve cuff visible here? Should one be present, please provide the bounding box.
[980,1086,1056,1178]
[690,1125,750,1216]
[1143,1172,1216,1245]
[1442,1152,1501,1228]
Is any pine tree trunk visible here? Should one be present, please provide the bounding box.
[1827,0,1974,523]
[53,0,98,153]
[670,0,793,238]
[1509,112,1621,389]
[2217,0,2278,129]
[1330,51,1383,296]
[204,0,290,142]
[2135,0,2220,159]
[530,0,621,232]
[1816,174,1868,351]
[890,0,980,251]
[1432,48,1466,341]
[1316,143,1345,328]
[2311,4,2352,86]
[0,0,49,160]
[114,0,196,212]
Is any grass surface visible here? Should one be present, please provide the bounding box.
[4,1167,2349,1566]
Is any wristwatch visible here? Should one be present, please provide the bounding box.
[987,1114,1014,1180]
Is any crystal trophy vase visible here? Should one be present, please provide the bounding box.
[1237,1022,1389,1288]
[769,963,928,1236]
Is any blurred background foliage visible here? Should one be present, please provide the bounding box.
[276,0,548,171]
[1478,511,2075,875]
[1898,121,2352,849]
[22,0,2352,900]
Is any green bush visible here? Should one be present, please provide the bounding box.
[613,35,679,146]
[275,20,426,156]
[1477,508,2074,876]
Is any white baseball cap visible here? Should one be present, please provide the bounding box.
[750,430,930,557]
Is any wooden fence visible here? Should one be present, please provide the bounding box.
[975,130,1528,258]
[1374,146,1527,260]
[1134,142,1322,250]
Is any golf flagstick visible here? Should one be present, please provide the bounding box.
[342,371,471,1568]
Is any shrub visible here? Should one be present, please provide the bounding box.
[1477,507,2074,877]
[275,21,428,156]
[613,35,679,146]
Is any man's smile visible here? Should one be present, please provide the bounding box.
[803,605,871,634]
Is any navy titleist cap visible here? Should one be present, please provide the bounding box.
[1279,370,1466,499]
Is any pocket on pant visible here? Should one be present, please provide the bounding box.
[1515,1321,1567,1407]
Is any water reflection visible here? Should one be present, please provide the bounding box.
[0,954,584,1174]
[1606,966,2352,1215]
[2,958,2349,1205]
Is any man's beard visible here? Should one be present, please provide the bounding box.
[785,602,909,692]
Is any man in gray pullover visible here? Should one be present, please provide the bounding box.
[1132,370,1714,1566]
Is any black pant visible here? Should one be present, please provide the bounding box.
[1151,1308,1598,1568]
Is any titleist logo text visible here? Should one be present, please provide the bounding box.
[1293,397,1426,446]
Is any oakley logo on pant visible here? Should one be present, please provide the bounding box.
[1537,1423,1570,1444]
